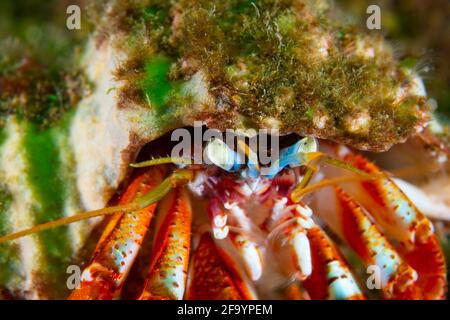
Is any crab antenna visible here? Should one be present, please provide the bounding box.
[296,166,317,190]
[130,156,192,168]
[289,153,373,202]
[290,159,440,202]
[0,203,138,244]
[0,169,194,244]
[302,152,371,178]
[321,155,371,178]
[290,173,383,202]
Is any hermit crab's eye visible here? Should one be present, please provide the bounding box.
[263,137,318,178]
[297,137,318,155]
[278,137,318,167]
[204,138,244,172]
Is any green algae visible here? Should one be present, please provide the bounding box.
[143,56,177,114]
[107,0,428,151]
[0,128,7,147]
[23,122,73,297]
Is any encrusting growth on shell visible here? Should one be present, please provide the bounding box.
[97,0,431,152]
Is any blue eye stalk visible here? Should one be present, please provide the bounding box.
[204,137,318,179]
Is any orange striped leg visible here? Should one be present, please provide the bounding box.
[303,226,366,300]
[68,167,165,300]
[186,233,255,300]
[138,188,192,300]
[340,151,447,299]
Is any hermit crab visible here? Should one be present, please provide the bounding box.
[0,0,449,300]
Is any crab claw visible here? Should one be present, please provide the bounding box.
[329,148,447,299]
[302,225,366,300]
[314,186,422,298]
[68,167,165,300]
[186,233,256,300]
[208,197,229,240]
[221,201,265,282]
[267,203,314,281]
[227,232,263,281]
[263,195,364,300]
[139,188,192,300]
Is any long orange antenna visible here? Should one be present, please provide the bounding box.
[290,174,383,202]
[0,203,137,244]
[130,157,192,168]
[0,169,194,244]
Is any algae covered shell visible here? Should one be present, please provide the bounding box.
[73,0,432,216]
[0,0,443,299]
[109,0,430,152]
